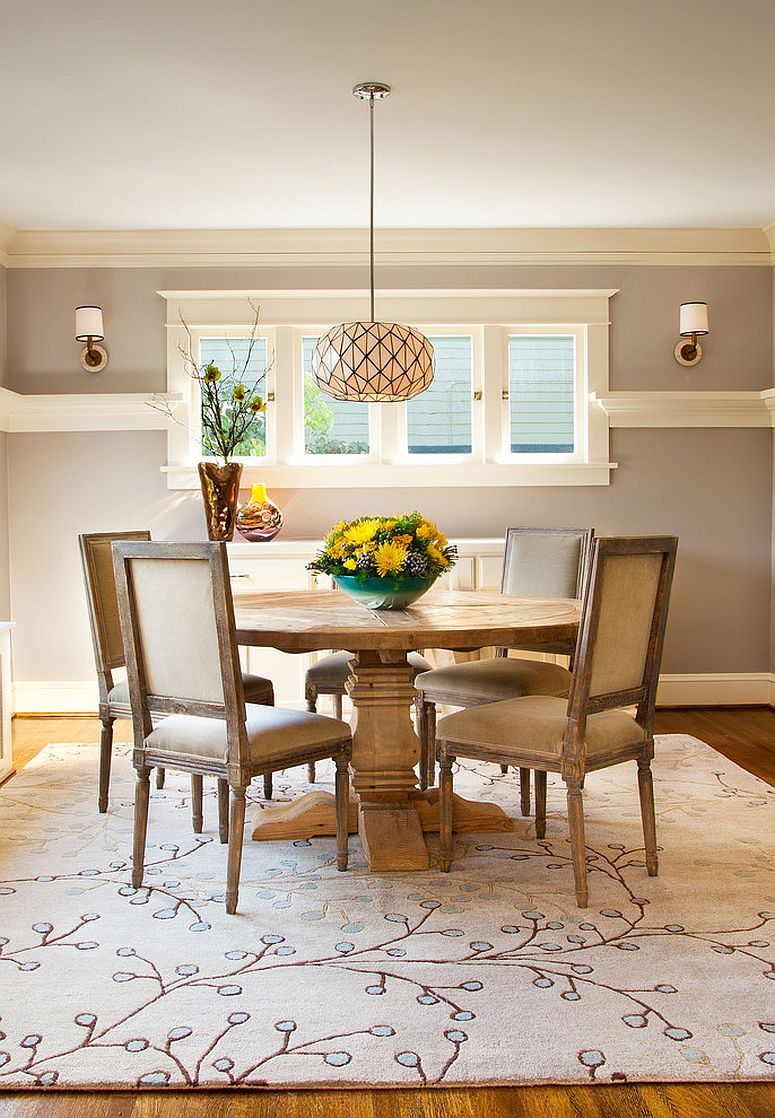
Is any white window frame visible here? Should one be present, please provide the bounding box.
[159,288,617,489]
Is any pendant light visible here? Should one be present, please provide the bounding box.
[312,82,434,403]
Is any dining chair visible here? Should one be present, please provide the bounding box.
[437,535,678,908]
[414,526,594,804]
[113,540,352,915]
[79,531,275,815]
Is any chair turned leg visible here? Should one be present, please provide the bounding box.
[439,750,454,872]
[519,768,532,816]
[333,692,343,720]
[191,774,203,834]
[263,772,273,800]
[98,718,114,813]
[416,699,429,791]
[155,767,166,789]
[565,779,588,907]
[637,758,659,876]
[500,765,509,775]
[226,786,247,915]
[217,778,229,844]
[534,771,547,839]
[307,762,316,783]
[132,766,152,889]
[305,696,318,786]
[425,703,437,790]
[334,754,350,871]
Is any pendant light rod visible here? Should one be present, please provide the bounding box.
[353,82,390,323]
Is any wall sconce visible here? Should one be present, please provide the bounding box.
[674,302,709,367]
[75,305,108,373]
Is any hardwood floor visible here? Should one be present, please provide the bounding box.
[1,708,773,1118]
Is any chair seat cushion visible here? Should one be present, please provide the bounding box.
[306,649,432,689]
[145,704,350,767]
[437,694,646,763]
[415,657,572,704]
[108,672,274,709]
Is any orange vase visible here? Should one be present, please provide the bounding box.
[235,482,283,542]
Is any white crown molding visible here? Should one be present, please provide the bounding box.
[1,226,772,269]
[0,387,182,433]
[593,390,775,428]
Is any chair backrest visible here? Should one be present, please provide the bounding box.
[566,536,678,747]
[501,527,594,599]
[79,531,151,698]
[112,541,248,767]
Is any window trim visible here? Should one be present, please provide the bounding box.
[160,288,618,488]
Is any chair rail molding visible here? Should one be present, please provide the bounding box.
[593,390,775,428]
[0,387,183,433]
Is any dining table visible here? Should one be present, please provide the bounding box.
[232,584,581,873]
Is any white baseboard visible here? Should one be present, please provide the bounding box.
[13,674,775,715]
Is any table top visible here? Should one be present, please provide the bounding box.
[232,584,581,654]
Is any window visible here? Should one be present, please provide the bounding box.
[407,335,473,455]
[507,335,575,454]
[199,336,268,457]
[301,336,369,455]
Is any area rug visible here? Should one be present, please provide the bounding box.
[0,735,772,1090]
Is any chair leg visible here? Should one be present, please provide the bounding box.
[131,766,152,889]
[98,718,114,813]
[225,786,247,915]
[565,778,588,907]
[519,768,532,816]
[191,774,203,833]
[637,758,659,876]
[416,699,429,790]
[439,751,454,872]
[500,764,509,775]
[217,778,229,844]
[334,754,350,871]
[534,771,547,839]
[307,762,316,783]
[155,767,166,789]
[263,772,273,800]
[425,703,437,790]
[333,692,343,720]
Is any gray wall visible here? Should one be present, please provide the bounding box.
[2,261,774,690]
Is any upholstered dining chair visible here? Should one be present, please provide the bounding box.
[79,531,275,815]
[113,540,352,915]
[414,526,594,804]
[437,535,678,908]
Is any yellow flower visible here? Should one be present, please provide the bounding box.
[415,523,432,540]
[374,540,408,577]
[426,542,447,567]
[344,518,381,546]
[356,542,376,556]
[393,533,412,547]
[343,557,357,570]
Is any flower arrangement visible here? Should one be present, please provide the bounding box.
[308,512,458,587]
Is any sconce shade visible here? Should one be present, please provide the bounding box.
[679,302,709,337]
[313,320,434,402]
[75,305,104,342]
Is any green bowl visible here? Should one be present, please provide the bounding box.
[333,574,437,610]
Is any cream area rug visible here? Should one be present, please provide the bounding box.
[0,735,772,1090]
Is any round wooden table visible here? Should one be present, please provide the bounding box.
[233,585,581,872]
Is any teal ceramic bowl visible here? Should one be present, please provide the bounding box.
[333,574,437,610]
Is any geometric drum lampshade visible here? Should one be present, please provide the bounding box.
[313,320,434,402]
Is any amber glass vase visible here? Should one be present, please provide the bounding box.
[198,461,243,541]
[236,482,283,542]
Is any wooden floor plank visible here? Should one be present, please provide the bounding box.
[1,710,773,1118]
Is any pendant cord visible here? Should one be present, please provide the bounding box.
[369,92,375,322]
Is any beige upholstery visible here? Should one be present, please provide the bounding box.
[146,703,350,766]
[415,657,571,703]
[502,530,589,598]
[109,672,273,709]
[131,558,224,703]
[82,532,151,672]
[308,649,432,688]
[589,553,662,696]
[438,694,646,763]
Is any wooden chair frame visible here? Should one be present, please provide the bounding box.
[418,526,594,806]
[113,541,352,915]
[438,536,678,907]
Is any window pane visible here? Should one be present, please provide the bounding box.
[407,335,472,454]
[302,336,369,455]
[508,335,575,454]
[199,337,267,457]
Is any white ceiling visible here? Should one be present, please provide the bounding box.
[1,0,774,231]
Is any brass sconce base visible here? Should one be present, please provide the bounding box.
[80,344,108,373]
[674,339,703,367]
